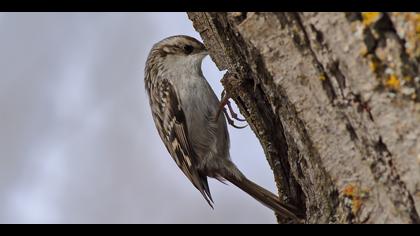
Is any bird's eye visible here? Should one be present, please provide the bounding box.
[183,45,194,55]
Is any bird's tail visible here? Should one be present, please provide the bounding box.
[224,173,303,222]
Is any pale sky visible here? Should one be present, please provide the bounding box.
[0,12,277,223]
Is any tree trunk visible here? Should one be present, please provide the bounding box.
[187,12,420,224]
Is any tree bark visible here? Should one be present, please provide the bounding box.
[187,12,420,224]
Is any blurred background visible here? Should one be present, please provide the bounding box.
[0,12,277,224]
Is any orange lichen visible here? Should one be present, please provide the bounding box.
[362,12,381,26]
[343,184,356,197]
[342,183,365,215]
[386,74,401,90]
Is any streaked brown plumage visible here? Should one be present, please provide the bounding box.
[144,35,302,221]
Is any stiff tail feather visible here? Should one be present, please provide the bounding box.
[224,174,303,222]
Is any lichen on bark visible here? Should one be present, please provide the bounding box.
[188,12,420,224]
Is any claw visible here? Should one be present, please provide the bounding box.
[226,100,246,122]
[216,89,248,129]
[223,109,248,129]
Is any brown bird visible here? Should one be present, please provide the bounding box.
[144,35,302,221]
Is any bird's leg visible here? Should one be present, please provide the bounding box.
[216,90,247,129]
[215,90,229,121]
[218,90,246,121]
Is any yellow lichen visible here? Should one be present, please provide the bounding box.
[416,23,420,34]
[413,13,420,33]
[369,60,378,73]
[386,74,400,90]
[362,12,381,26]
[319,74,326,81]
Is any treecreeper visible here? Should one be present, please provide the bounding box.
[144,35,303,222]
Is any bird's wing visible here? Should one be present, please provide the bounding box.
[150,78,213,207]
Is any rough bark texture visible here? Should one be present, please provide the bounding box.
[187,12,420,224]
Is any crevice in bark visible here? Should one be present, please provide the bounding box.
[328,61,347,93]
[345,121,359,141]
[370,137,420,223]
[252,55,306,210]
[292,13,339,103]
[345,12,363,22]
[352,93,375,122]
[376,14,418,77]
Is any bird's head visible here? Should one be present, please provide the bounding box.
[146,35,208,74]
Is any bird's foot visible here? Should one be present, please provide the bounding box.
[216,90,247,129]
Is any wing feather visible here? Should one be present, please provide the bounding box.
[149,78,213,206]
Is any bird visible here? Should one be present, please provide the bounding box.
[144,35,302,221]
